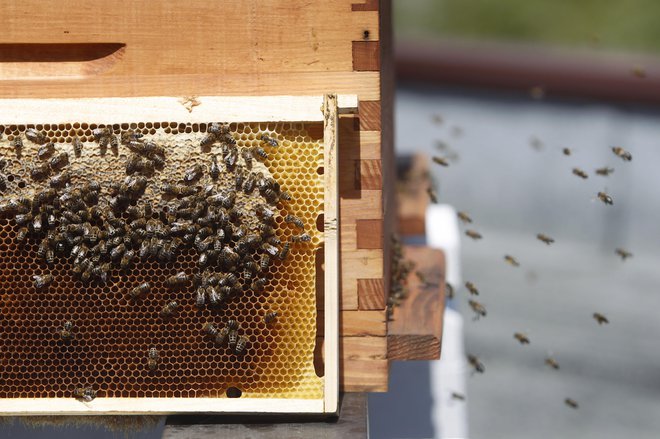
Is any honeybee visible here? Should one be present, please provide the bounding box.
[148,347,159,370]
[504,255,520,267]
[73,386,97,402]
[445,282,454,299]
[60,321,74,341]
[427,186,438,204]
[252,146,268,160]
[291,233,312,243]
[241,149,253,170]
[235,335,247,355]
[16,227,29,244]
[562,147,571,156]
[615,248,632,260]
[572,168,588,179]
[611,146,632,161]
[195,288,206,308]
[259,254,270,272]
[166,271,188,289]
[514,332,530,345]
[128,282,150,300]
[224,145,238,169]
[432,156,449,167]
[595,166,614,176]
[284,214,304,230]
[37,142,56,161]
[451,392,466,401]
[465,230,482,240]
[209,155,220,180]
[12,135,23,157]
[228,329,238,350]
[597,191,613,205]
[120,130,143,144]
[25,128,48,145]
[208,122,229,135]
[261,134,279,147]
[30,162,50,181]
[467,354,485,374]
[593,312,609,325]
[545,356,560,370]
[200,133,216,149]
[49,152,69,171]
[537,233,554,245]
[468,300,487,320]
[120,249,136,270]
[160,301,179,318]
[457,211,472,224]
[256,204,275,221]
[564,398,579,409]
[49,171,72,189]
[465,281,479,295]
[33,274,53,289]
[216,325,231,346]
[0,174,6,192]
[251,278,266,292]
[264,311,278,324]
[92,127,111,140]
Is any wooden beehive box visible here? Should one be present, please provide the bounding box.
[0,0,393,399]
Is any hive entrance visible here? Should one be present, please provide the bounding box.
[0,116,325,402]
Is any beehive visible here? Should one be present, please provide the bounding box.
[0,95,343,414]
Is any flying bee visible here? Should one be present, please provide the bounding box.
[611,146,632,161]
[261,134,279,147]
[284,214,304,230]
[49,152,69,171]
[264,311,278,325]
[128,282,150,300]
[241,149,253,170]
[514,332,530,345]
[562,147,572,156]
[445,282,454,299]
[432,156,449,167]
[537,233,554,245]
[33,274,53,290]
[465,281,479,295]
[468,299,487,320]
[166,271,189,289]
[234,335,247,355]
[467,354,485,374]
[451,392,466,401]
[291,233,311,243]
[572,168,588,179]
[30,162,50,181]
[593,312,609,325]
[595,166,614,176]
[615,248,632,260]
[209,155,220,179]
[279,241,290,260]
[457,211,472,224]
[25,128,48,145]
[564,398,579,409]
[160,301,179,318]
[597,191,613,205]
[183,164,203,184]
[147,347,159,370]
[427,186,438,204]
[504,255,520,267]
[37,142,56,160]
[73,386,97,402]
[60,321,74,341]
[465,229,482,240]
[545,356,560,370]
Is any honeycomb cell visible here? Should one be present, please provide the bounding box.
[0,121,325,401]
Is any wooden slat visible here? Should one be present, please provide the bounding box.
[358,278,386,310]
[317,310,386,337]
[357,159,382,190]
[358,100,381,131]
[341,360,388,392]
[387,246,445,361]
[356,219,383,249]
[352,0,379,12]
[352,41,381,71]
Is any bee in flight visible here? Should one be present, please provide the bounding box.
[597,191,613,205]
[451,392,466,401]
[611,146,632,161]
[457,211,472,224]
[545,356,560,370]
[465,229,482,240]
[564,398,579,409]
[537,233,555,245]
[615,248,632,260]
[562,148,572,156]
[504,255,520,267]
[595,166,614,176]
[468,299,487,320]
[514,332,530,345]
[445,282,454,299]
[572,168,588,179]
[467,354,485,374]
[427,186,438,204]
[593,312,609,325]
[465,281,479,296]
[432,156,449,167]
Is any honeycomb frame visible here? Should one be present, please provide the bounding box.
[0,95,343,415]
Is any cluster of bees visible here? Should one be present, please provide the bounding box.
[0,122,307,402]
[424,115,635,410]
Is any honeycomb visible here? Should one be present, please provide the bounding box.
[0,120,325,401]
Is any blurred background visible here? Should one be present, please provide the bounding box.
[370,1,660,438]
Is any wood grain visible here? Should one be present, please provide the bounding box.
[358,100,382,131]
[352,41,381,71]
[357,159,383,190]
[317,310,386,337]
[387,246,446,361]
[358,278,386,310]
[341,360,388,392]
[356,219,383,249]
